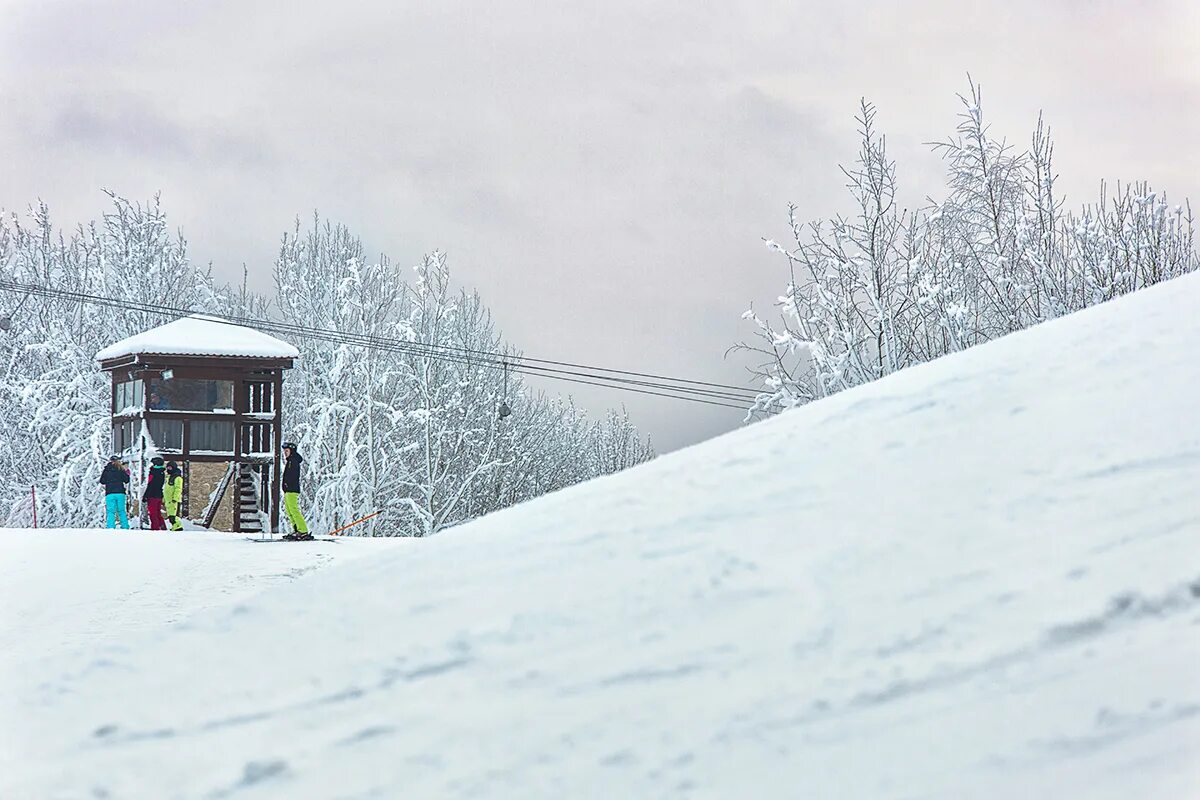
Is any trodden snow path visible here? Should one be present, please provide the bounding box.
[0,529,401,781]
[4,273,1200,799]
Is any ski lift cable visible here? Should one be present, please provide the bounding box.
[0,279,757,404]
[502,369,749,410]
[0,279,759,400]
[0,280,761,409]
[265,313,763,399]
[0,280,758,398]
[273,310,760,395]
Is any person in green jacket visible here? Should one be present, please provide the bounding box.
[163,460,184,531]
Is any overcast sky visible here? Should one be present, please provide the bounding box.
[3,0,1198,451]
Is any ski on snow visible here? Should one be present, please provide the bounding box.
[245,536,338,543]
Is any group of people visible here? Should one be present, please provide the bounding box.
[99,455,184,530]
[98,442,308,537]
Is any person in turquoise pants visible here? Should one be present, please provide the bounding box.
[98,455,130,529]
[281,442,312,540]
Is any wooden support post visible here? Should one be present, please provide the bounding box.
[232,375,245,534]
[271,371,283,535]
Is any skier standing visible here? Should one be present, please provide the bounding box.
[99,455,131,529]
[163,460,184,531]
[142,456,167,531]
[281,442,312,541]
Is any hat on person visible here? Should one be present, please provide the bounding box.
[282,442,298,451]
[166,460,178,469]
[151,456,164,466]
[109,454,121,462]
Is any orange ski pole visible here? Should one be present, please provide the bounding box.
[329,510,382,536]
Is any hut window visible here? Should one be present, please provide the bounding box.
[147,419,184,451]
[189,420,235,453]
[115,379,144,412]
[111,420,136,453]
[147,379,234,412]
[241,422,272,455]
[247,381,274,413]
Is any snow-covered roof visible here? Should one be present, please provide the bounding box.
[94,315,300,362]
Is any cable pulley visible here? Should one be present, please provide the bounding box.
[0,286,35,332]
[498,361,512,418]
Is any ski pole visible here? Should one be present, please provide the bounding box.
[328,510,382,537]
[31,485,37,529]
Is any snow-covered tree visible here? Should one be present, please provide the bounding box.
[274,215,654,537]
[0,195,237,526]
[590,407,656,476]
[737,81,1197,417]
[273,216,407,536]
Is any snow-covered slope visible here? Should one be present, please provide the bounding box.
[7,274,1200,799]
[0,529,398,680]
[0,530,401,784]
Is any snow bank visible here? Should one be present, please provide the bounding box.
[9,274,1200,798]
[94,314,300,361]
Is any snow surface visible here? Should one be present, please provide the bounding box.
[7,274,1200,798]
[0,530,401,783]
[94,315,300,362]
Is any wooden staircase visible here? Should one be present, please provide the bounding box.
[237,464,265,535]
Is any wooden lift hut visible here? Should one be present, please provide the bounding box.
[95,315,298,534]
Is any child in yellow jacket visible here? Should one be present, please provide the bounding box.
[163,461,184,531]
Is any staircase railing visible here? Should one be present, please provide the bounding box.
[201,462,236,529]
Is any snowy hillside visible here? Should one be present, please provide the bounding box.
[5,274,1200,799]
[0,531,401,782]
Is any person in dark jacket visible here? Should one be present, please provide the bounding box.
[99,455,131,529]
[142,456,167,531]
[281,442,311,540]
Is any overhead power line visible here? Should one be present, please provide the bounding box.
[0,279,760,411]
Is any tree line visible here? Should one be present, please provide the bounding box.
[736,81,1197,414]
[0,198,653,534]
